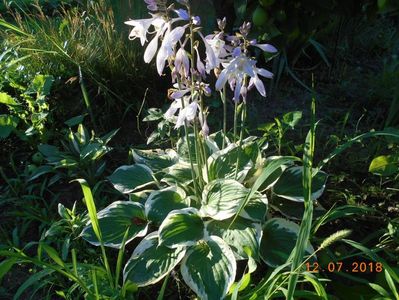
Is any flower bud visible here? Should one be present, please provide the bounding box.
[217,17,226,31]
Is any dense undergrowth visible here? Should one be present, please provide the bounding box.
[0,1,398,299]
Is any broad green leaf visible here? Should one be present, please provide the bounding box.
[206,144,253,183]
[229,156,300,227]
[177,134,198,163]
[64,114,86,127]
[159,208,204,248]
[206,218,261,260]
[0,114,19,139]
[271,196,326,221]
[273,166,328,202]
[369,155,399,176]
[260,218,313,267]
[38,144,62,160]
[240,193,268,223]
[132,148,178,172]
[181,236,236,300]
[0,92,18,105]
[27,75,54,97]
[161,162,194,184]
[208,130,230,150]
[282,111,302,129]
[80,143,109,161]
[201,179,248,220]
[81,201,148,248]
[107,164,155,194]
[145,187,188,225]
[123,232,186,287]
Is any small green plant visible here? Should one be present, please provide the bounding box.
[37,123,118,185]
[0,74,54,142]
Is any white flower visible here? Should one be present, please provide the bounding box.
[175,101,199,128]
[215,48,273,101]
[198,32,217,73]
[156,25,187,75]
[125,15,165,46]
[175,48,190,78]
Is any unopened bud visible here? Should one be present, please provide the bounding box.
[217,17,226,31]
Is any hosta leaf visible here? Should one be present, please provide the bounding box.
[239,193,268,223]
[145,187,188,225]
[258,165,287,192]
[132,148,178,172]
[107,164,155,194]
[206,218,262,260]
[159,208,204,248]
[260,218,314,267]
[273,166,328,202]
[81,201,148,248]
[181,236,236,300]
[123,232,186,287]
[177,134,198,163]
[161,162,194,184]
[206,144,253,183]
[271,196,326,221]
[201,179,248,220]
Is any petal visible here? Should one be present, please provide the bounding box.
[215,69,229,91]
[253,75,266,97]
[232,47,241,57]
[233,80,242,102]
[144,32,160,63]
[255,43,278,53]
[164,102,179,119]
[185,102,198,121]
[242,59,256,78]
[256,68,273,79]
[156,46,168,75]
[175,9,190,20]
[199,32,217,73]
[171,89,190,99]
[175,107,187,128]
[169,26,186,44]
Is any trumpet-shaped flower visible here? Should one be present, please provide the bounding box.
[156,25,187,75]
[125,15,165,46]
[215,48,273,101]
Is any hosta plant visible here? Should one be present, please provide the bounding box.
[76,0,329,298]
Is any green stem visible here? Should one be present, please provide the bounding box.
[234,102,246,180]
[233,101,238,143]
[193,120,205,189]
[199,94,209,179]
[115,228,131,287]
[220,85,227,149]
[79,66,98,132]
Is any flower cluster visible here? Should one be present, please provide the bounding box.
[125,0,277,136]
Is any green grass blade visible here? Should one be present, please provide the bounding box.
[286,77,316,299]
[317,128,399,172]
[75,179,114,287]
[0,19,31,37]
[75,179,101,242]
